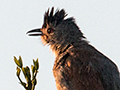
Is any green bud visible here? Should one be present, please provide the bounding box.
[36,58,39,70]
[31,65,35,74]
[22,67,27,78]
[33,59,39,70]
[19,56,23,68]
[25,66,31,80]
[14,56,23,68]
[16,67,21,77]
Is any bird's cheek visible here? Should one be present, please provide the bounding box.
[41,35,49,44]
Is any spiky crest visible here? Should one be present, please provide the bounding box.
[42,7,67,28]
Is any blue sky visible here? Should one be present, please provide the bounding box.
[0,0,120,90]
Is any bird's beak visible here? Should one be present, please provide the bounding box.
[26,28,43,36]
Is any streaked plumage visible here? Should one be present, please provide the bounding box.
[27,7,120,90]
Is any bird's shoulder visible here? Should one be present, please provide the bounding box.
[53,43,106,90]
[53,42,120,90]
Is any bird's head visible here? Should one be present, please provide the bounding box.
[27,7,86,56]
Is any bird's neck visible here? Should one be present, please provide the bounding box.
[50,42,71,57]
[50,39,88,57]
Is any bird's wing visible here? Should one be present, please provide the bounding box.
[53,44,120,90]
[69,45,120,90]
[94,52,120,90]
[53,51,105,90]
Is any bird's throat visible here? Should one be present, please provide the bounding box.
[50,43,72,57]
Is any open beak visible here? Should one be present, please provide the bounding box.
[26,28,43,36]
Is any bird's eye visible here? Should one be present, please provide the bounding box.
[47,28,53,34]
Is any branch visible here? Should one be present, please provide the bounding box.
[14,56,39,90]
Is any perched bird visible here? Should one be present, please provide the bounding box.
[27,7,120,90]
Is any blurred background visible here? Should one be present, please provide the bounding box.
[0,0,120,90]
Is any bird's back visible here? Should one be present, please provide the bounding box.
[53,42,120,90]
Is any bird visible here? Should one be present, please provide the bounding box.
[27,7,120,90]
